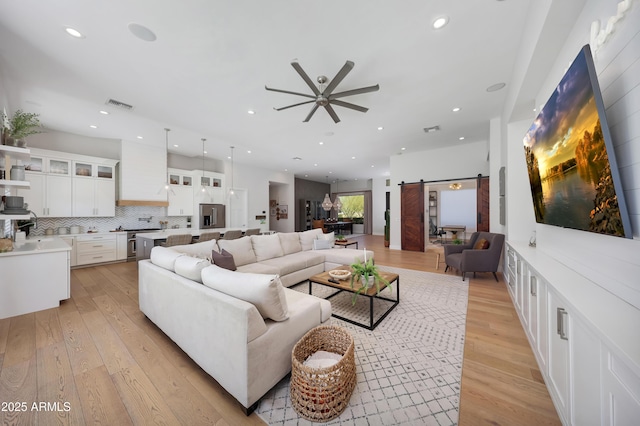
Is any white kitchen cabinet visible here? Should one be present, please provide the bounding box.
[20,172,72,217]
[167,168,194,216]
[75,234,116,266]
[60,236,77,267]
[546,287,571,420]
[116,233,127,260]
[73,173,115,217]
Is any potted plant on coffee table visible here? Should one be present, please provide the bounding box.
[349,258,390,304]
[335,233,347,242]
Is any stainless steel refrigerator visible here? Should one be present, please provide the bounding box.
[199,204,225,229]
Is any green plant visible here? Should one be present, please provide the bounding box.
[335,233,346,241]
[349,258,390,304]
[452,239,463,245]
[7,109,43,139]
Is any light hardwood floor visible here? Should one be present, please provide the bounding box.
[0,235,560,425]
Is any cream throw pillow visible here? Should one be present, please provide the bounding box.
[316,231,335,247]
[299,228,323,251]
[201,265,289,321]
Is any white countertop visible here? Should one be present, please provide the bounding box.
[0,237,71,257]
[136,228,231,240]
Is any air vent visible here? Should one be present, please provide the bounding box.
[105,98,134,111]
[423,125,440,133]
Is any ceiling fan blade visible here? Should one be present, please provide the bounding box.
[324,104,341,123]
[330,84,380,99]
[274,100,315,111]
[291,62,321,96]
[265,85,316,99]
[330,99,369,113]
[323,60,354,96]
[303,104,320,122]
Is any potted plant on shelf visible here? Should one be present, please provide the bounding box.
[3,109,43,147]
[349,258,390,304]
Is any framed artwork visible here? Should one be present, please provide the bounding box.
[270,208,277,216]
[270,200,277,208]
[277,205,288,219]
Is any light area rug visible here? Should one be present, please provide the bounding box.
[256,266,469,425]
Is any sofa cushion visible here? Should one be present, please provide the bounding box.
[211,249,237,271]
[150,246,184,271]
[299,228,323,251]
[279,232,302,255]
[171,240,219,258]
[201,265,289,321]
[218,236,257,266]
[316,231,335,247]
[251,234,284,262]
[322,248,373,265]
[259,255,309,277]
[174,255,211,283]
[284,288,331,323]
[236,262,280,275]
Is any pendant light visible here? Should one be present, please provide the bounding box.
[333,179,342,211]
[228,146,236,197]
[200,138,209,197]
[159,128,175,195]
[322,176,333,211]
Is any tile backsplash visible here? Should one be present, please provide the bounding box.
[27,206,190,236]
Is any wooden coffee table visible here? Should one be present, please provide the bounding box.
[308,265,399,330]
[334,239,358,249]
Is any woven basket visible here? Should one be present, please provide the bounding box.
[290,325,356,422]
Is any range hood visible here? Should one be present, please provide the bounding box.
[116,140,169,207]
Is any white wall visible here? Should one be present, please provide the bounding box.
[389,141,490,249]
[505,0,640,309]
[228,161,295,233]
[25,129,120,160]
[269,182,291,233]
[440,189,477,233]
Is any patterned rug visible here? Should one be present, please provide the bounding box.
[256,266,469,425]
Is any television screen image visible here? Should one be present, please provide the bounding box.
[522,45,631,238]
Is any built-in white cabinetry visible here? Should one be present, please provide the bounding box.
[75,234,117,266]
[505,242,640,425]
[72,161,115,217]
[116,233,127,260]
[167,168,194,216]
[21,172,72,217]
[60,236,77,267]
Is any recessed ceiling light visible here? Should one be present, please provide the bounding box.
[329,171,333,174]
[319,141,324,145]
[452,107,461,112]
[351,156,356,160]
[401,147,406,151]
[128,23,156,42]
[433,16,449,29]
[371,165,375,168]
[99,110,109,115]
[305,174,308,177]
[247,110,255,115]
[173,144,179,147]
[65,27,84,38]
[89,125,97,129]
[284,169,288,172]
[486,82,506,92]
[459,136,465,140]
[314,163,318,166]
[137,136,143,139]
[204,150,207,154]
[247,150,252,154]
[377,126,384,130]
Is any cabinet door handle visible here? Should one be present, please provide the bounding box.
[557,307,569,340]
[530,276,537,296]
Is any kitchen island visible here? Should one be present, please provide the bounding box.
[0,238,71,319]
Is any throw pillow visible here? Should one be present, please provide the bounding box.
[473,238,490,250]
[174,255,211,283]
[313,239,332,250]
[316,231,335,247]
[201,265,289,321]
[211,249,237,271]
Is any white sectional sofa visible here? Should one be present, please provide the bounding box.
[138,229,373,414]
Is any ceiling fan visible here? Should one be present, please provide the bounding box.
[265,60,379,123]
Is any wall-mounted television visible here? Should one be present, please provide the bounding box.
[522,44,632,238]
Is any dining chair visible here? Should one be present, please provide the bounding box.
[222,230,243,240]
[198,232,220,242]
[244,228,261,236]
